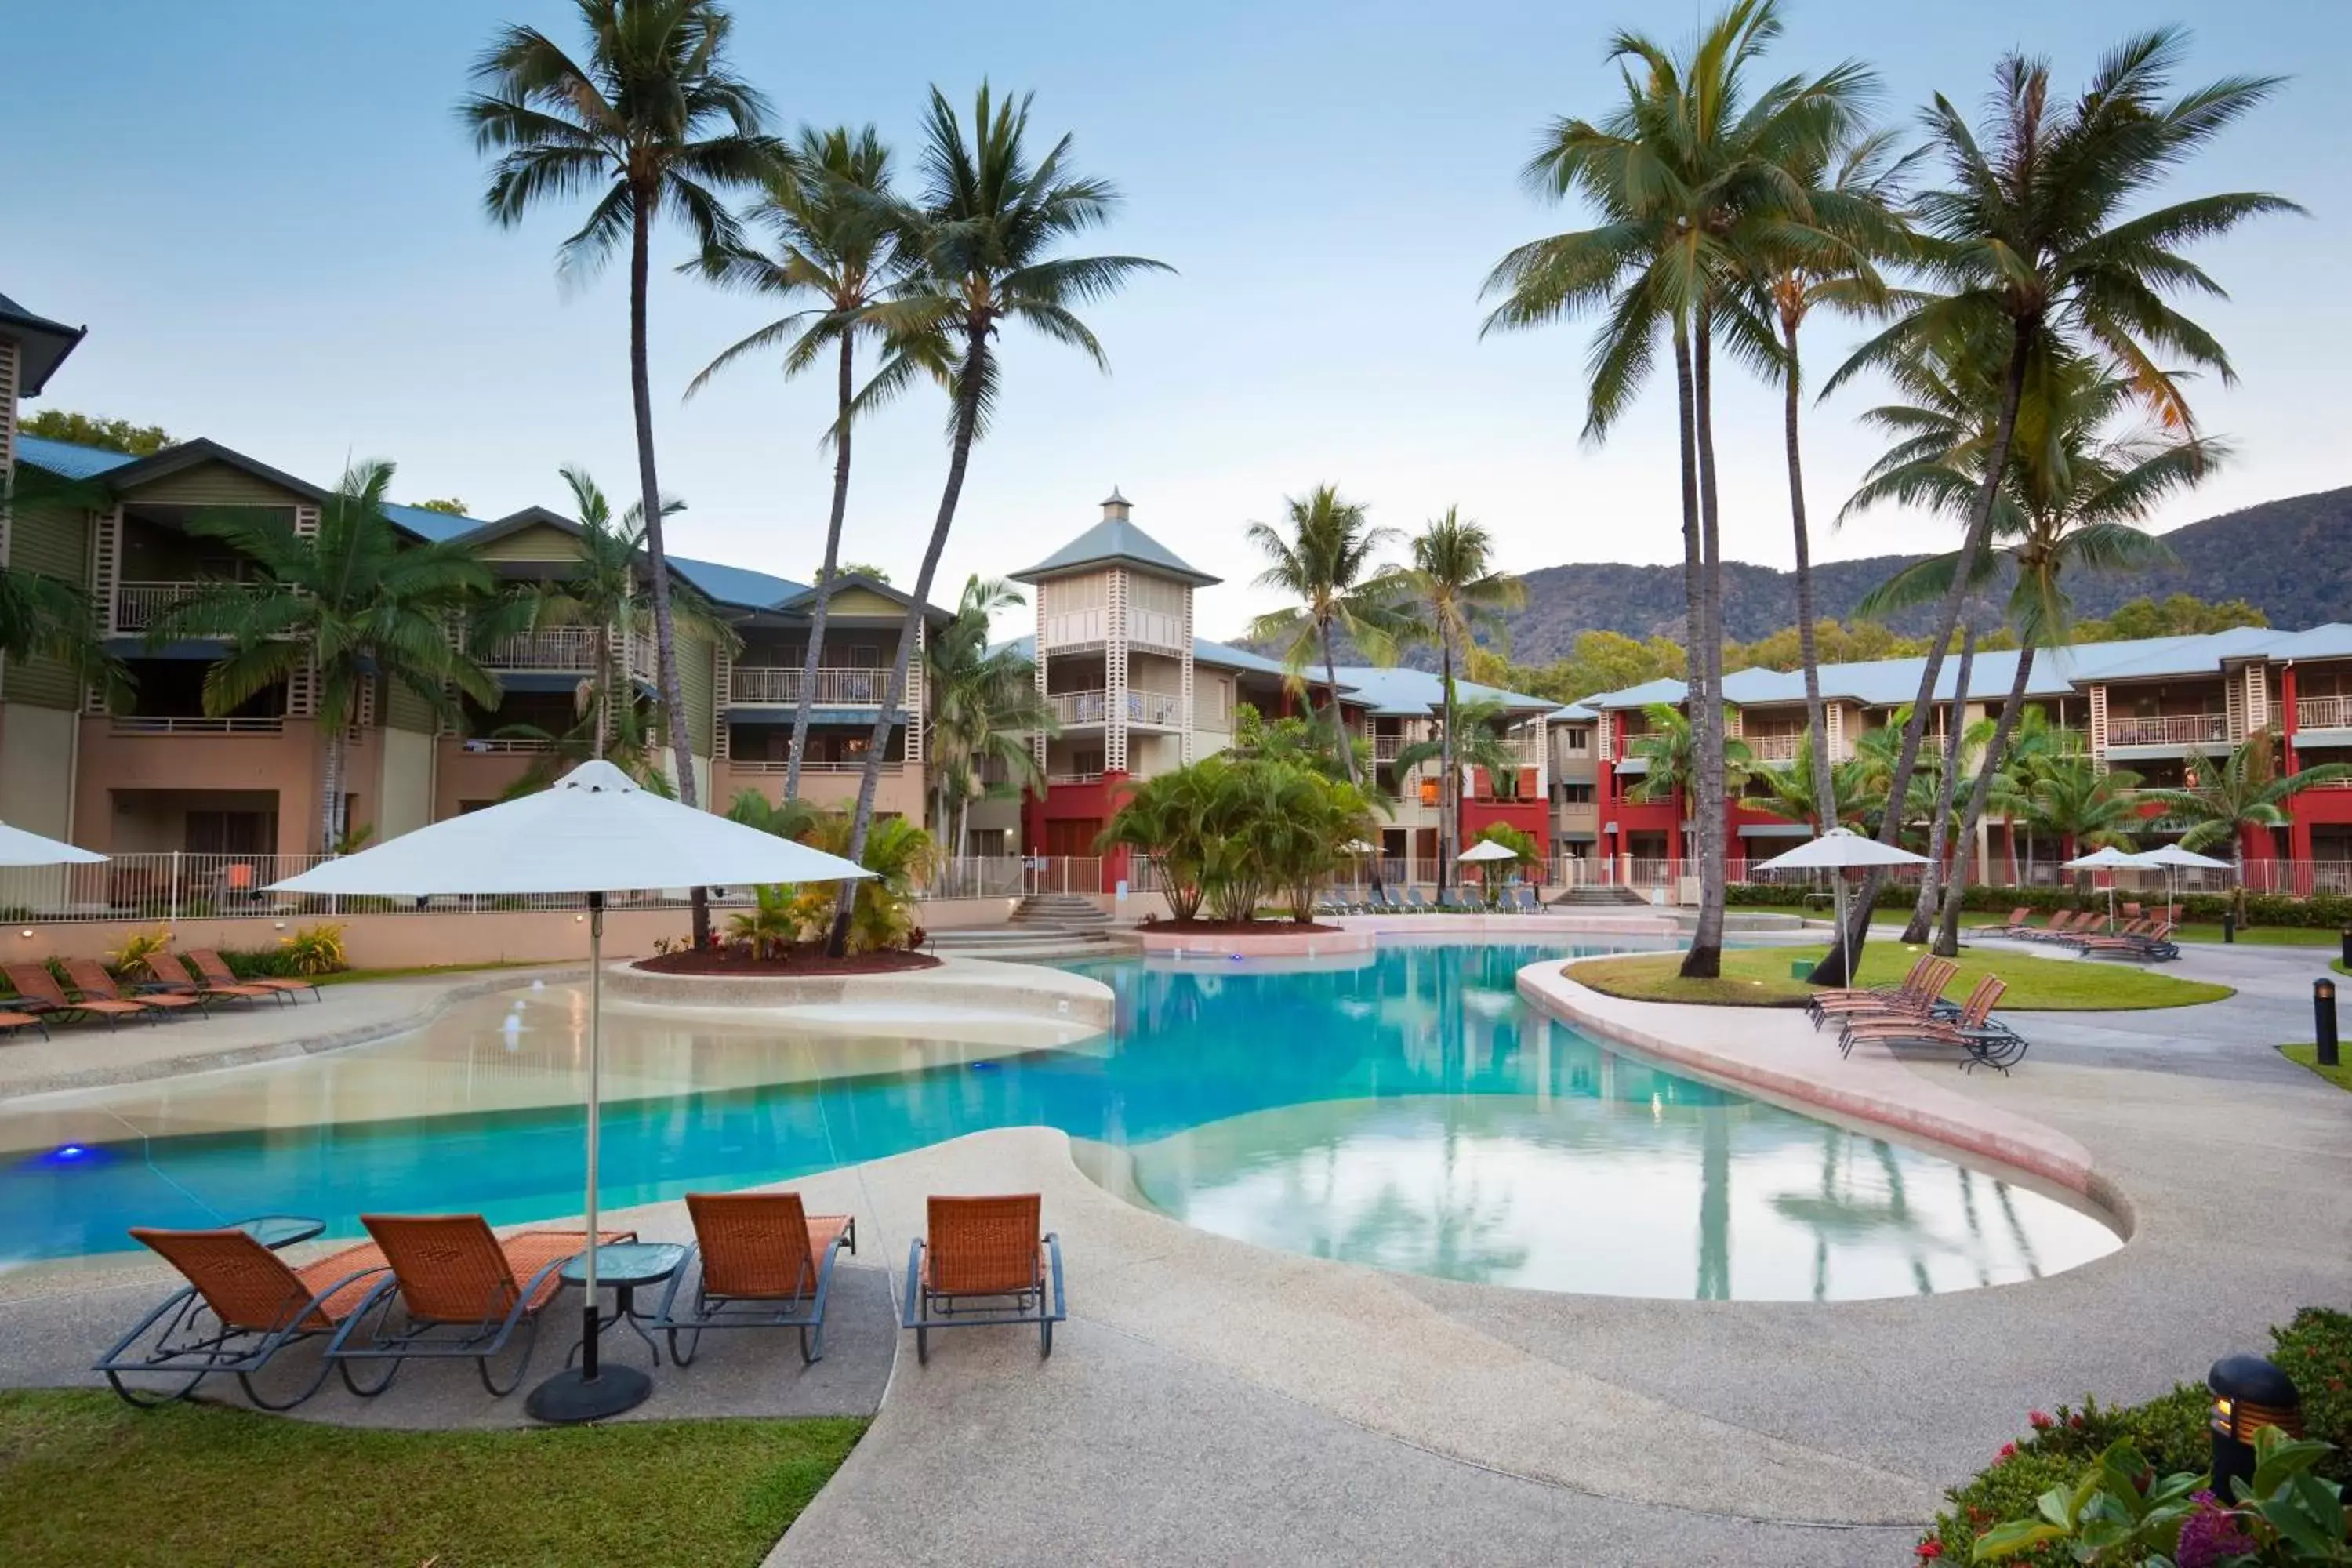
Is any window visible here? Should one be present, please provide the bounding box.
[1557,783,1595,804]
[1073,747,1105,775]
[1563,729,1590,752]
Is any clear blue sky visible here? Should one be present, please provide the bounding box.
[6,1,2343,639]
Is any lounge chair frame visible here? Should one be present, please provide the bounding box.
[900,1196,1065,1365]
[94,1230,387,1411]
[652,1196,857,1367]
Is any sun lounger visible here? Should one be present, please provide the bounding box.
[901,1194,1065,1366]
[1982,906,2036,936]
[1839,975,2027,1073]
[1806,954,1955,1030]
[64,958,205,1020]
[1377,886,1406,913]
[1405,887,1432,912]
[166,952,280,1007]
[1512,886,1541,914]
[0,1007,48,1040]
[326,1214,633,1396]
[652,1192,856,1366]
[96,1226,391,1410]
[5,961,154,1028]
[1438,886,1473,912]
[2074,920,2180,963]
[185,949,318,1003]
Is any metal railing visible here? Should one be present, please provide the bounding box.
[112,580,211,634]
[1044,688,1185,727]
[481,626,657,682]
[455,736,558,753]
[1021,856,1103,895]
[110,715,285,736]
[1747,732,1804,762]
[2107,712,2228,748]
[728,666,898,706]
[1046,770,1105,786]
[919,855,1025,900]
[2297,695,2352,731]
[724,759,903,775]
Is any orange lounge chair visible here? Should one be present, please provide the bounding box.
[1807,956,1957,1031]
[652,1191,857,1366]
[64,958,206,1021]
[1839,975,2028,1073]
[96,1226,391,1410]
[325,1214,633,1396]
[901,1194,1065,1365]
[166,952,279,1007]
[186,948,317,1003]
[4,961,153,1028]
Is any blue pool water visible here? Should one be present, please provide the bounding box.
[0,942,2119,1298]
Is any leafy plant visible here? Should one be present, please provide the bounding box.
[277,923,348,977]
[725,885,798,960]
[107,927,174,982]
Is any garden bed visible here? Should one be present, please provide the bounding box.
[1140,918,1344,935]
[1566,946,2234,1011]
[636,943,940,977]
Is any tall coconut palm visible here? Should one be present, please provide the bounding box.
[1853,339,2222,952]
[1243,485,1407,789]
[826,83,1171,954]
[1482,0,1872,978]
[1623,703,1755,868]
[144,460,500,851]
[925,575,1055,855]
[688,124,919,802]
[530,464,689,759]
[1377,510,1524,897]
[2146,735,2352,881]
[463,0,775,943]
[1817,28,2296,981]
[1753,127,1916,833]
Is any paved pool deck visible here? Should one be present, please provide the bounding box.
[2,938,2345,1565]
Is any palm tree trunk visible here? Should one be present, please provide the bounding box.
[1783,315,1836,834]
[593,623,611,761]
[627,194,708,945]
[1935,644,2036,955]
[829,332,987,956]
[1814,325,2031,986]
[1903,619,1976,942]
[319,728,343,853]
[1437,640,1456,898]
[1321,623,1356,788]
[788,335,858,804]
[1682,310,1726,980]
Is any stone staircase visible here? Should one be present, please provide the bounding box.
[1549,886,1651,908]
[925,892,1124,961]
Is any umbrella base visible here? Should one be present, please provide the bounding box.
[525,1364,651,1424]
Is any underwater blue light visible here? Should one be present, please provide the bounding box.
[27,1141,109,1171]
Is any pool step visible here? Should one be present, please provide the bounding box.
[1550,887,1652,908]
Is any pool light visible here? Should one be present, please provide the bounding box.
[2209,1354,2302,1494]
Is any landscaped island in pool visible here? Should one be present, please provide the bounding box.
[0,942,2119,1299]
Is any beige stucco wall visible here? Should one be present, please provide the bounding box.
[74,717,324,855]
[714,761,924,819]
[0,702,77,838]
[375,725,434,841]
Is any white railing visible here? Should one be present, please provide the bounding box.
[728,666,898,706]
[920,855,1025,900]
[1373,735,1407,761]
[1044,688,1185,728]
[1748,732,1803,762]
[481,626,658,682]
[1048,690,1110,725]
[111,715,285,735]
[112,580,210,634]
[2107,712,2228,748]
[1046,770,1104,786]
[456,736,559,753]
[2297,695,2352,731]
[725,760,903,775]
[1022,856,1103,895]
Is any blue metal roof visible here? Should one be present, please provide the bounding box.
[380,501,489,543]
[14,434,136,481]
[672,557,809,610]
[1011,516,1219,587]
[1327,665,1555,718]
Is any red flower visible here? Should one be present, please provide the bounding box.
[1916,1541,1944,1559]
[1997,1442,2017,1461]
[2029,1410,2053,1429]
[2068,1414,2086,1429]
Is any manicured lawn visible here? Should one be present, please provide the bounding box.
[1566,944,2234,1011]
[2280,1042,2352,1092]
[316,959,554,987]
[0,1390,863,1567]
[1731,902,2347,949]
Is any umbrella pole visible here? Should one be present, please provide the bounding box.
[527,891,650,1424]
[1832,876,1848,986]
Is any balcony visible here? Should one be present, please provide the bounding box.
[109,715,285,736]
[111,580,209,635]
[729,666,898,707]
[1046,770,1105,786]
[481,626,656,683]
[2107,712,2228,749]
[1045,688,1184,727]
[1373,735,1407,761]
[725,758,903,775]
[2298,695,2352,732]
[1746,732,1803,763]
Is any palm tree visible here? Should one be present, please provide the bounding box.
[925,575,1055,855]
[1395,696,1538,836]
[144,460,500,851]
[1818,28,2296,980]
[688,124,918,803]
[1377,510,1523,898]
[826,83,1170,954]
[726,785,822,842]
[2024,757,2145,865]
[532,464,687,759]
[1754,128,1916,833]
[1481,0,1873,978]
[1853,339,2223,952]
[1989,706,2085,881]
[464,0,775,942]
[1243,485,1406,789]
[2146,735,2352,882]
[1623,703,1754,868]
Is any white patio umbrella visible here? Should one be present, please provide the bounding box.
[1751,827,1931,976]
[2136,842,2233,920]
[1457,840,1519,862]
[0,821,107,866]
[1339,840,1378,855]
[268,760,868,1423]
[2063,845,2146,931]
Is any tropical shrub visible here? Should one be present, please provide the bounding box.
[278,923,348,976]
[107,927,174,982]
[1101,755,1384,924]
[725,885,798,959]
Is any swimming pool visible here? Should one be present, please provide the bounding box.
[0,942,2119,1298]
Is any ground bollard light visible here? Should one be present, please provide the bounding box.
[2209,1354,2303,1496]
[2318,978,2340,1069]
[2341,927,2352,970]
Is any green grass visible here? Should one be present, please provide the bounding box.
[315,959,554,987]
[1567,944,2234,1011]
[2280,1042,2352,1092]
[0,1390,863,1567]
[1733,902,2348,949]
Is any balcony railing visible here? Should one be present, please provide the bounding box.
[728,666,898,706]
[1045,688,1184,727]
[109,715,285,736]
[1747,732,1803,762]
[481,626,658,682]
[2107,712,2228,748]
[1046,770,1104,786]
[1373,735,1407,761]
[2298,695,2352,731]
[456,736,558,753]
[725,758,904,775]
[112,580,212,635]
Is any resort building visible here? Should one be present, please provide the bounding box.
[1580,629,2352,888]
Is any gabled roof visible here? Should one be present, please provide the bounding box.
[1192,637,1311,681]
[384,500,495,543]
[14,434,136,481]
[1549,702,1599,723]
[675,557,811,612]
[1327,665,1555,720]
[89,437,329,504]
[772,571,950,628]
[0,292,86,397]
[1010,517,1219,587]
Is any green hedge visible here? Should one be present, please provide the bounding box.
[211,946,309,980]
[1920,1307,2352,1563]
[1728,880,2352,929]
